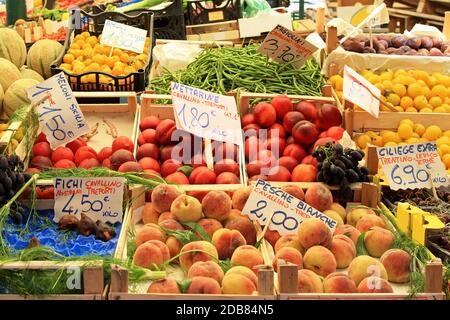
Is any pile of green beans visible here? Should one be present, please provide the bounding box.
[148,44,325,96]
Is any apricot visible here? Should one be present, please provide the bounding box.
[296,101,317,122]
[281,184,305,201]
[179,241,219,271]
[216,172,240,184]
[275,234,304,254]
[329,203,346,221]
[224,217,256,245]
[230,245,264,272]
[323,210,344,227]
[348,255,388,286]
[136,143,159,161]
[188,261,224,285]
[380,249,411,283]
[303,245,337,277]
[138,128,157,145]
[118,161,143,172]
[110,149,134,170]
[135,224,166,246]
[264,229,281,248]
[189,167,216,184]
[212,228,246,259]
[357,276,394,293]
[151,184,182,213]
[171,194,202,222]
[166,236,181,259]
[133,240,169,270]
[330,235,356,268]
[297,269,323,293]
[304,184,333,212]
[323,273,357,293]
[79,158,100,169]
[278,156,299,172]
[292,120,319,146]
[272,247,303,270]
[356,214,386,232]
[32,142,52,157]
[232,186,253,211]
[333,224,360,245]
[346,207,376,227]
[283,143,307,162]
[155,119,176,145]
[297,218,332,249]
[147,278,180,293]
[267,166,291,182]
[140,116,160,131]
[142,203,159,225]
[253,102,276,127]
[364,226,395,258]
[202,191,232,221]
[291,164,317,182]
[54,159,76,169]
[283,111,304,133]
[187,276,222,294]
[112,136,134,153]
[51,146,74,163]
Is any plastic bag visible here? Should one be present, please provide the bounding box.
[243,0,271,19]
[152,42,203,74]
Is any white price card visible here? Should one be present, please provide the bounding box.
[377,142,449,190]
[54,177,126,224]
[258,24,318,69]
[100,19,147,54]
[27,72,89,149]
[343,65,380,118]
[171,82,243,146]
[242,180,337,235]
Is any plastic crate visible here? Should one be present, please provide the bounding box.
[50,9,154,92]
[186,0,242,25]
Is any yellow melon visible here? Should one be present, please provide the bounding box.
[20,66,44,82]
[3,78,39,117]
[26,39,64,79]
[0,28,27,68]
[0,58,21,91]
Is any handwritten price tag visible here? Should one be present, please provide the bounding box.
[171,82,243,146]
[100,19,147,54]
[242,180,337,235]
[27,73,89,149]
[343,65,380,118]
[377,142,449,190]
[258,24,318,69]
[54,177,126,224]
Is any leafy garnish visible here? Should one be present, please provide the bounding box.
[176,166,194,177]
[356,232,369,256]
[218,259,232,274]
[182,222,211,242]
[177,279,192,293]
[160,226,197,245]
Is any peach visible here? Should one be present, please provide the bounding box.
[189,167,216,184]
[159,219,184,231]
[316,103,342,130]
[202,191,232,221]
[301,155,318,167]
[297,269,323,293]
[272,94,293,119]
[187,276,222,294]
[151,184,182,213]
[216,172,240,184]
[214,159,239,176]
[79,158,100,169]
[135,224,166,247]
[291,164,317,182]
[267,166,291,182]
[171,194,203,222]
[264,229,281,248]
[74,150,96,166]
[292,120,319,146]
[329,203,346,221]
[226,209,246,221]
[266,137,286,156]
[225,266,258,287]
[188,261,224,285]
[65,137,86,154]
[356,214,385,232]
[166,236,182,258]
[158,211,175,223]
[212,228,246,259]
[296,101,317,122]
[118,161,143,172]
[278,156,299,172]
[246,161,263,178]
[283,111,304,133]
[32,142,52,157]
[297,218,332,249]
[304,184,333,212]
[364,226,395,258]
[231,187,253,209]
[142,203,159,225]
[213,142,238,161]
[281,184,305,201]
[224,217,256,245]
[197,218,223,239]
[155,119,176,145]
[138,128,157,145]
[346,207,376,227]
[160,145,178,163]
[133,240,169,270]
[334,224,360,245]
[51,146,73,163]
[272,247,303,270]
[54,159,76,169]
[187,191,208,203]
[348,255,388,286]
[138,157,160,172]
[161,159,182,177]
[275,234,304,254]
[282,143,307,162]
[110,149,134,170]
[147,278,180,293]
[357,276,394,293]
[380,249,411,283]
[323,273,357,293]
[112,136,134,153]
[136,143,159,161]
[222,271,257,295]
[241,113,255,126]
[179,241,219,271]
[230,245,264,272]
[330,235,356,269]
[323,210,344,227]
[268,123,286,139]
[140,115,160,131]
[165,172,190,185]
[303,245,337,277]
[253,102,276,127]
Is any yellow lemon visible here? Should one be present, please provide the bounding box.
[423,125,442,141]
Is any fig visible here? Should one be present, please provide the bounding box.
[430,47,444,56]
[95,220,116,242]
[386,47,397,54]
[344,40,364,53]
[399,46,411,53]
[377,34,392,46]
[363,47,376,53]
[405,49,418,56]
[441,41,450,52]
[420,36,433,49]
[417,48,429,56]
[58,215,79,230]
[391,35,406,48]
[77,213,97,236]
[433,36,443,48]
[406,37,421,50]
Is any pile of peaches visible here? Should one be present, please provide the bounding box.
[242,95,344,182]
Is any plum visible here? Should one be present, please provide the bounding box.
[420,36,433,49]
[406,37,421,50]
[391,35,406,48]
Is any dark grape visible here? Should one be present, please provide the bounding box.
[0,184,4,196]
[332,175,341,185]
[7,190,14,198]
[334,159,346,170]
[353,166,362,177]
[350,150,363,161]
[330,164,338,175]
[3,177,12,191]
[8,155,19,166]
[317,171,325,182]
[323,160,331,171]
[317,162,323,171]
[346,169,359,183]
[335,167,345,178]
[360,166,369,175]
[339,156,354,169]
[23,172,32,181]
[334,144,343,155]
[8,171,16,185]
[0,156,7,170]
[356,149,365,157]
[16,173,24,185]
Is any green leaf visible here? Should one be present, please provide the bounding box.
[182,222,211,242]
[356,232,369,256]
[218,259,232,274]
[177,279,192,293]
[176,166,194,178]
[160,226,197,245]
[343,232,352,238]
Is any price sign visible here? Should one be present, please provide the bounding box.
[27,72,89,149]
[343,65,380,118]
[377,142,449,190]
[100,19,147,54]
[258,24,318,69]
[171,82,243,146]
[242,180,337,235]
[54,177,126,224]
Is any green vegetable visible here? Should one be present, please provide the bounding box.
[116,0,167,12]
[356,232,369,256]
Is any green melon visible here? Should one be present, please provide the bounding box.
[0,57,21,91]
[27,39,63,79]
[3,78,39,117]
[20,66,44,82]
[0,28,27,68]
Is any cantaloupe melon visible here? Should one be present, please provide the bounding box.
[3,78,39,117]
[0,83,4,110]
[0,58,21,91]
[20,66,44,82]
[0,28,27,68]
[26,39,63,79]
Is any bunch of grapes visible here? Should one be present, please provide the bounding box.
[313,143,370,206]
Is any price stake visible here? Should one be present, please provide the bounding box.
[27,72,89,149]
[100,19,147,54]
[258,24,318,69]
[343,65,381,118]
[242,180,337,235]
[171,82,243,146]
[377,142,449,191]
[54,177,126,224]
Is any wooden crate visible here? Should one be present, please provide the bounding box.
[140,93,247,190]
[186,20,241,43]
[108,184,276,300]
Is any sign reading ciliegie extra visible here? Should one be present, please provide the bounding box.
[377,142,449,190]
[171,82,243,146]
[54,177,126,224]
[242,180,337,235]
[100,19,147,54]
[27,72,89,149]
